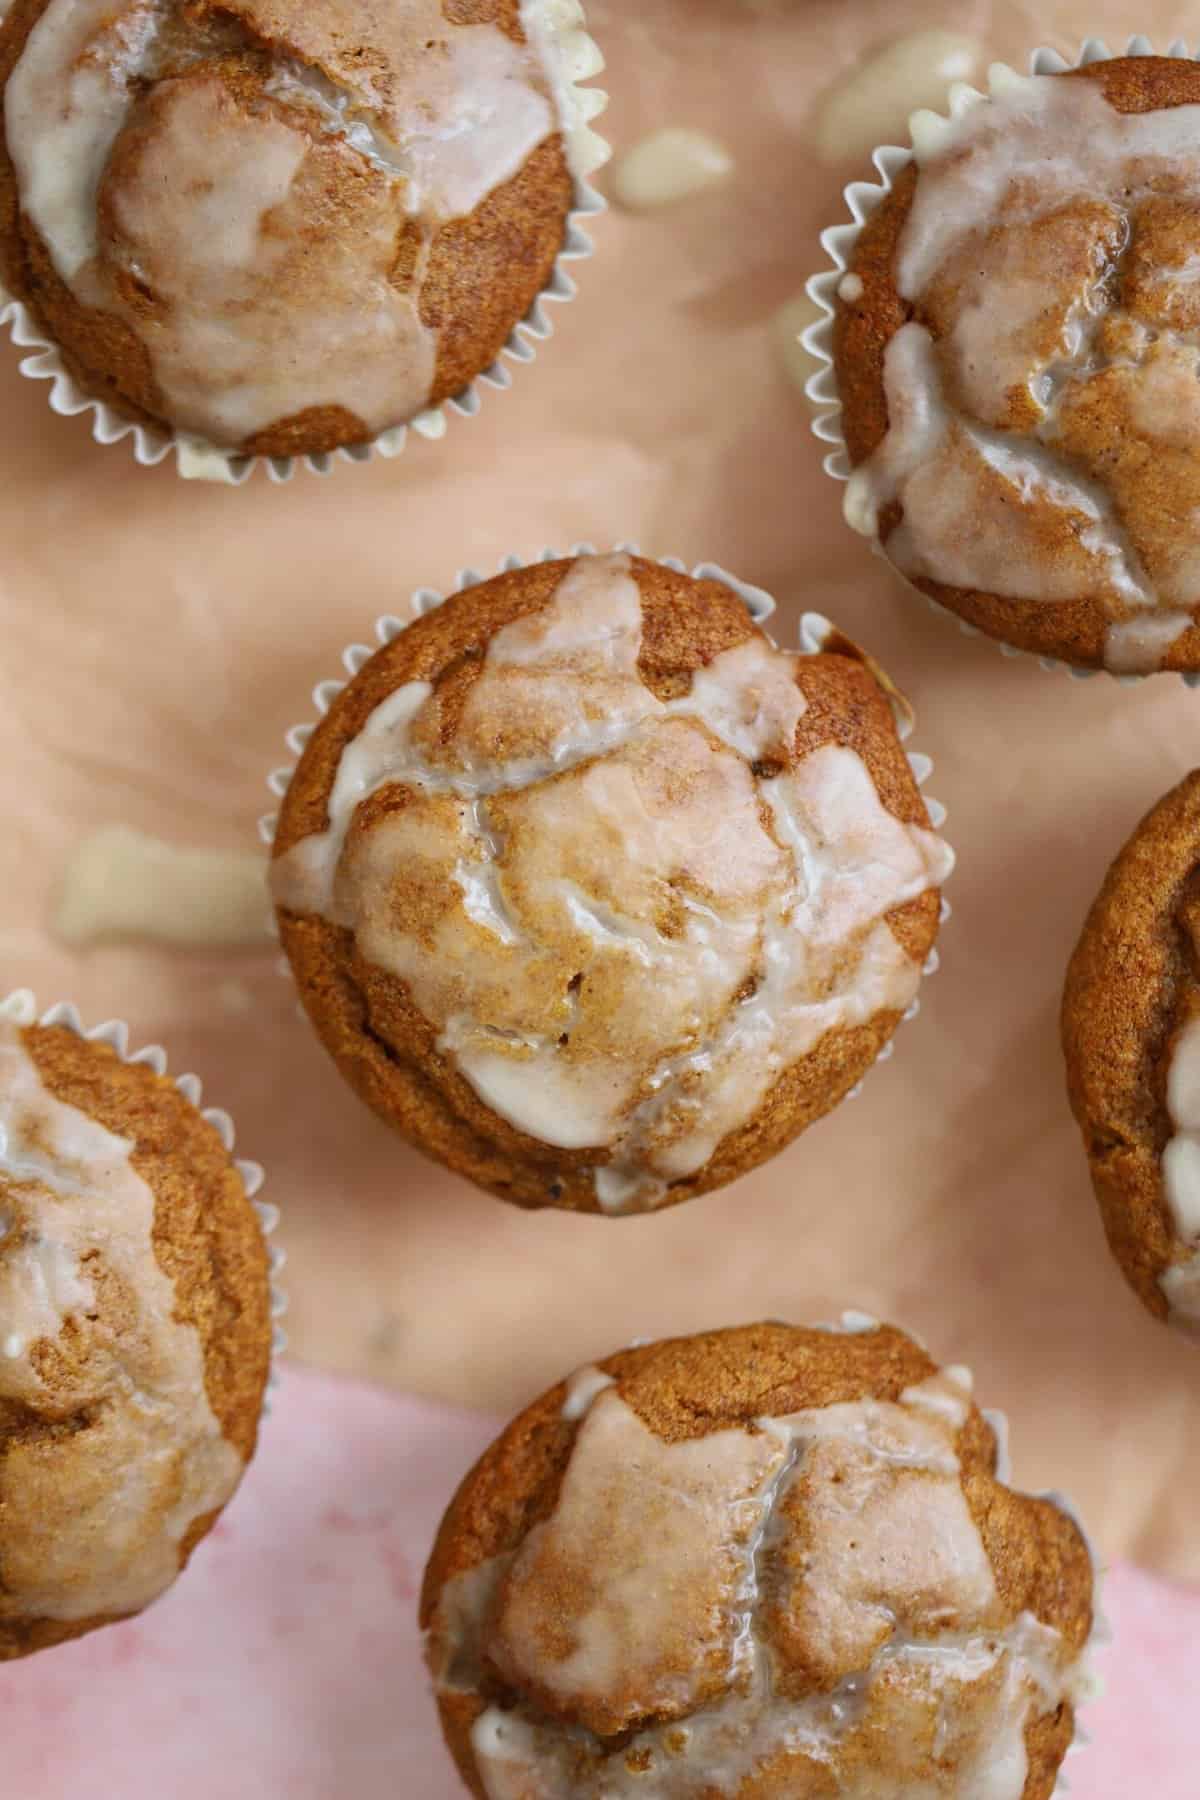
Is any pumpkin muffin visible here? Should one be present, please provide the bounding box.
[1063,770,1200,1336]
[0,1003,272,1661]
[422,1319,1097,1799]
[269,551,952,1216]
[834,55,1200,674]
[0,0,595,458]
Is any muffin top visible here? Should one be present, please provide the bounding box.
[0,1006,272,1660]
[422,1320,1096,1799]
[0,0,589,455]
[1063,770,1200,1335]
[270,552,951,1215]
[837,56,1200,673]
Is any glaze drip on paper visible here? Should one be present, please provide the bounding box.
[271,554,952,1211]
[55,826,271,949]
[0,1020,244,1625]
[844,71,1200,672]
[428,1361,1089,1798]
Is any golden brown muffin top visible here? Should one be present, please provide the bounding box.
[0,0,578,450]
[1063,769,1200,1334]
[836,57,1200,673]
[422,1321,1096,1799]
[271,553,952,1215]
[0,1010,272,1661]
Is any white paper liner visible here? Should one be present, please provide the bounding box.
[261,545,953,1127]
[802,34,1200,688]
[0,0,609,485]
[0,986,286,1391]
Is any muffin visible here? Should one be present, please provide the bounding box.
[422,1319,1097,1798]
[834,55,1200,674]
[0,0,598,459]
[0,999,273,1660]
[1063,770,1200,1335]
[269,551,952,1216]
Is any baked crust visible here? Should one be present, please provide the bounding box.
[272,556,944,1215]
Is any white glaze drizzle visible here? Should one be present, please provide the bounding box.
[560,1364,615,1422]
[271,555,951,1210]
[428,1371,1087,1798]
[4,0,562,445]
[0,1020,244,1624]
[1160,1013,1200,1328]
[846,73,1200,672]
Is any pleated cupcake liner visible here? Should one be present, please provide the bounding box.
[802,34,1200,689]
[0,986,286,1391]
[262,545,953,1110]
[0,0,609,485]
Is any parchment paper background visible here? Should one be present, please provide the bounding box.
[2,0,1197,1620]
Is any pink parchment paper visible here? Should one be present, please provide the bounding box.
[0,1368,1192,1797]
[1,0,1199,1788]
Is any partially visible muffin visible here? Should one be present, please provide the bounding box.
[0,0,592,456]
[0,1010,272,1660]
[1063,770,1200,1334]
[835,56,1200,673]
[422,1320,1096,1799]
[270,551,952,1216]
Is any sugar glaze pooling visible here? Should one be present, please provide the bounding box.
[271,554,952,1211]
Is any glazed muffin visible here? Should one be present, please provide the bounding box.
[834,55,1200,674]
[269,551,952,1216]
[422,1319,1096,1798]
[0,0,597,458]
[0,1003,272,1660]
[1063,770,1200,1335]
